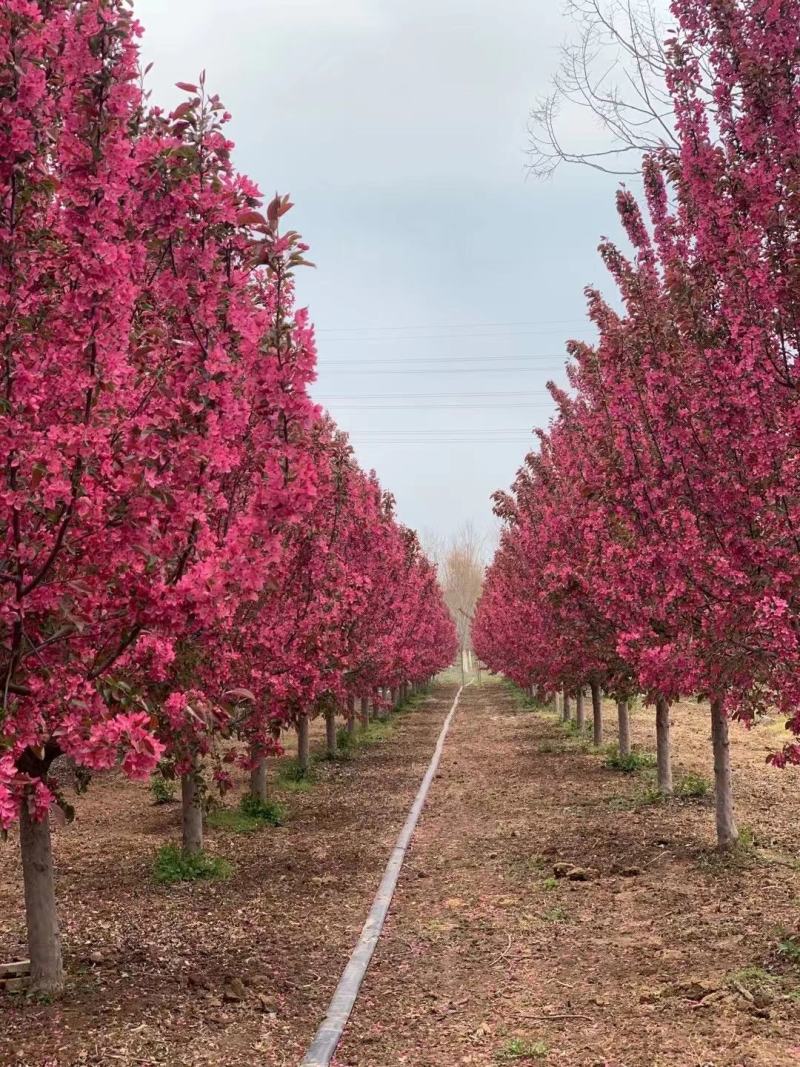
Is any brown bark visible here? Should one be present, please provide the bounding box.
[297,715,310,772]
[590,681,603,746]
[711,696,738,849]
[562,688,571,722]
[249,758,268,804]
[20,804,64,997]
[360,695,370,727]
[655,695,673,797]
[181,768,204,855]
[617,699,631,757]
[325,708,337,758]
[576,688,586,729]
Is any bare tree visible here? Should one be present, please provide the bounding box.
[529,0,678,178]
[435,524,486,672]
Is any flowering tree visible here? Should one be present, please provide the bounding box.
[477,0,800,851]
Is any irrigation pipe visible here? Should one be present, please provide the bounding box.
[300,682,469,1067]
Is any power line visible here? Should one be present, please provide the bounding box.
[317,319,587,333]
[350,439,536,446]
[319,352,570,366]
[318,390,550,400]
[321,329,589,342]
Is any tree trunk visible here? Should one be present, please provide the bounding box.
[590,681,603,746]
[562,688,571,723]
[576,688,586,729]
[360,696,370,727]
[346,695,356,735]
[711,696,738,849]
[249,758,268,804]
[617,699,631,757]
[181,770,203,855]
[19,804,64,997]
[655,695,673,797]
[297,715,310,773]
[325,709,337,757]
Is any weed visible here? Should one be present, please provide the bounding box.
[497,1037,549,1062]
[149,774,177,805]
[358,720,395,745]
[538,736,591,755]
[542,905,568,923]
[239,794,286,825]
[737,824,757,850]
[561,719,589,738]
[777,934,800,965]
[633,785,666,807]
[676,772,710,799]
[336,726,355,751]
[153,844,232,885]
[207,796,286,833]
[541,876,558,890]
[604,745,656,773]
[726,965,776,997]
[276,759,315,790]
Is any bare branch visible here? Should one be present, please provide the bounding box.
[528,0,680,179]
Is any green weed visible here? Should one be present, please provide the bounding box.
[153,844,232,885]
[777,934,800,965]
[149,774,177,805]
[726,965,776,997]
[542,905,568,923]
[276,758,316,789]
[497,1037,549,1061]
[207,795,286,833]
[675,772,710,799]
[604,745,656,773]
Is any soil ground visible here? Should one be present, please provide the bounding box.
[2,678,800,1066]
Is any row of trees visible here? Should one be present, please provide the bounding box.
[475,0,800,850]
[0,0,456,996]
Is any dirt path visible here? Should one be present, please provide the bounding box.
[335,680,800,1067]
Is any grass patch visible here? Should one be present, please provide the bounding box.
[541,876,558,890]
[505,683,542,714]
[542,905,568,924]
[560,718,590,738]
[153,844,232,885]
[604,745,656,773]
[538,734,592,755]
[240,793,286,824]
[208,795,286,833]
[726,965,777,997]
[675,771,710,799]
[275,758,316,791]
[357,719,396,745]
[497,1037,549,1062]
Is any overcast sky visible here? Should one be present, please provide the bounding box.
[135,0,625,551]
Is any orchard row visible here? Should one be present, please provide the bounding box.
[474,1,800,851]
[0,1,457,996]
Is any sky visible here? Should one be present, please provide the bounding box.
[135,0,626,551]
